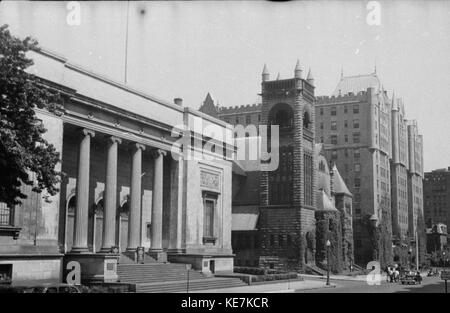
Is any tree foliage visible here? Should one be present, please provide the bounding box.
[0,24,61,207]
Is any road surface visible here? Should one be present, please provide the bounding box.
[297,276,447,293]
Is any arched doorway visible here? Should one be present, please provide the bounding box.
[65,195,76,252]
[117,198,130,252]
[93,198,104,253]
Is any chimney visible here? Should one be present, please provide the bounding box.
[174,98,183,106]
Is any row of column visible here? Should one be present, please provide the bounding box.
[71,128,166,254]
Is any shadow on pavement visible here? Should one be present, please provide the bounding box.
[394,280,447,293]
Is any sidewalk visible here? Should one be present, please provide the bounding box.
[187,279,336,293]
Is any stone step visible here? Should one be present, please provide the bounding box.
[135,278,246,293]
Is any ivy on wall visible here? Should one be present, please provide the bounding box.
[315,210,343,274]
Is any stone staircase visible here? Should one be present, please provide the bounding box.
[117,259,246,293]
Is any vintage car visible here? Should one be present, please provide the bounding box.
[400,272,422,285]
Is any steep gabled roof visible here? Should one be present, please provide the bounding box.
[332,72,381,96]
[317,189,337,211]
[332,165,352,196]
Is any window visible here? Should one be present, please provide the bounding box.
[331,121,337,131]
[202,193,217,242]
[269,146,293,205]
[320,136,324,143]
[331,107,337,116]
[355,163,361,172]
[344,106,348,113]
[320,108,324,115]
[270,235,275,246]
[344,135,348,143]
[320,122,323,130]
[344,120,348,128]
[344,148,348,157]
[245,115,251,125]
[353,119,359,129]
[287,235,292,246]
[331,135,338,144]
[353,132,360,143]
[278,235,284,247]
[235,117,239,124]
[353,105,359,114]
[354,178,361,187]
[0,203,12,226]
[258,114,261,122]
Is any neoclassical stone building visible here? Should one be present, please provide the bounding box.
[0,48,235,284]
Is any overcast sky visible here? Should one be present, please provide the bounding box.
[1,1,449,171]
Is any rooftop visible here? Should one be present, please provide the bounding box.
[332,72,381,96]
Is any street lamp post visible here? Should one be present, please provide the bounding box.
[408,248,412,271]
[326,240,331,286]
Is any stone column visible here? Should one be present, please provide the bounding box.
[127,143,145,251]
[150,149,166,253]
[101,136,122,252]
[72,128,95,253]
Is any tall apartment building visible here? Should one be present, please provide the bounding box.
[407,120,424,236]
[315,72,393,266]
[424,167,450,228]
[390,98,410,243]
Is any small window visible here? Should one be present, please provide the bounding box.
[354,178,361,188]
[344,106,348,113]
[331,107,337,116]
[246,115,251,125]
[355,163,361,172]
[331,121,337,131]
[353,119,359,129]
[331,135,338,145]
[354,148,360,159]
[235,117,239,124]
[353,105,359,114]
[344,135,348,143]
[320,122,323,130]
[278,234,284,247]
[270,235,275,246]
[353,133,360,143]
[320,136,324,143]
[320,108,324,115]
[344,120,348,128]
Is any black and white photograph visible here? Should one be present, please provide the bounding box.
[0,0,449,304]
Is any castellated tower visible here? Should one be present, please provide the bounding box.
[258,61,317,271]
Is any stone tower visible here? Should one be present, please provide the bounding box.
[258,62,317,271]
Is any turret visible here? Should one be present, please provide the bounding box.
[294,59,302,79]
[262,64,270,82]
[306,68,314,86]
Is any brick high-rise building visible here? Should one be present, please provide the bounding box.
[424,167,450,228]
[315,71,393,266]
[315,71,425,267]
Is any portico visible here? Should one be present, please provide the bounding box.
[21,48,234,283]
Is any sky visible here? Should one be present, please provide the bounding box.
[0,0,449,171]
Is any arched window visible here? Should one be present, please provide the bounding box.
[268,103,294,129]
[67,196,76,215]
[119,197,130,218]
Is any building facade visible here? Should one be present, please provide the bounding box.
[0,48,235,284]
[315,71,425,267]
[201,63,353,273]
[424,167,450,229]
[315,72,393,266]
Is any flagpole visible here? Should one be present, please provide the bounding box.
[124,0,130,84]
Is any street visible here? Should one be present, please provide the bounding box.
[297,276,448,293]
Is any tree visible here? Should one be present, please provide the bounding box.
[0,24,61,207]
